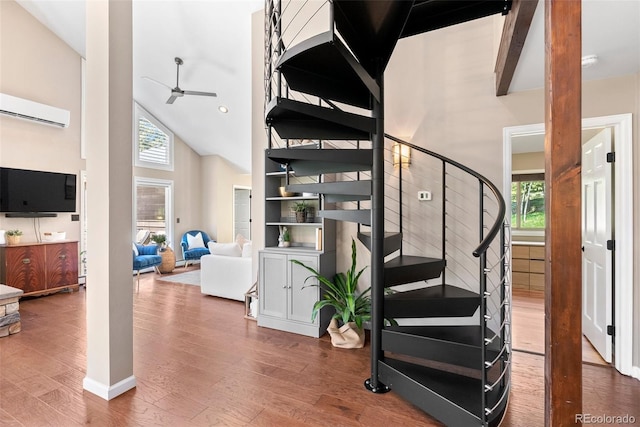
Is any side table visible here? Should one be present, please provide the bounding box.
[158,247,176,274]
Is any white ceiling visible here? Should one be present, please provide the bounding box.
[510,0,640,92]
[16,0,262,173]
[14,1,640,170]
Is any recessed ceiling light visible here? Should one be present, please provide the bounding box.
[218,106,229,113]
[581,54,598,68]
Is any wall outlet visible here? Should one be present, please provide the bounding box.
[418,190,432,201]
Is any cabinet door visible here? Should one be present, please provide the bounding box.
[288,254,319,324]
[5,246,46,294]
[45,243,78,288]
[260,252,288,319]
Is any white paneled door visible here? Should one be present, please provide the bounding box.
[581,128,613,363]
[234,187,251,239]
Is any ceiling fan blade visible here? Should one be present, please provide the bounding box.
[166,95,178,104]
[142,76,171,90]
[183,90,217,97]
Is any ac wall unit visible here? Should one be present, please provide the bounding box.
[0,93,70,128]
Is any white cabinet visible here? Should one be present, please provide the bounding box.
[258,249,334,337]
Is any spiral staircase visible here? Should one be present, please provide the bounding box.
[264,1,512,425]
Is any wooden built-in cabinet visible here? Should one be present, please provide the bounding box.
[258,249,334,338]
[512,244,545,292]
[0,241,79,297]
[258,149,337,337]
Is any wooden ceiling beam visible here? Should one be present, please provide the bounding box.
[495,0,539,96]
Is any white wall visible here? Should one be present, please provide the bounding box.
[201,155,251,243]
[0,0,83,242]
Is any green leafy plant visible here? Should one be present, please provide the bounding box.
[282,227,290,242]
[292,201,308,212]
[292,238,395,329]
[6,229,22,236]
[150,234,167,246]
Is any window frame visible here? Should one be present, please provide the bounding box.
[133,176,174,250]
[134,103,174,171]
[511,172,546,231]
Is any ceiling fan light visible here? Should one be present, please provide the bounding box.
[218,106,229,114]
[581,54,598,68]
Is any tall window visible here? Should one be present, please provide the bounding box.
[511,173,545,229]
[134,104,174,171]
[134,177,173,247]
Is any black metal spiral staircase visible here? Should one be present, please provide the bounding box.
[264,1,512,426]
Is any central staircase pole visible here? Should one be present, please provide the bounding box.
[366,65,389,394]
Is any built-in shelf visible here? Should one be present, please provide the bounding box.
[266,196,318,201]
[266,171,296,177]
[266,221,322,226]
[263,246,322,253]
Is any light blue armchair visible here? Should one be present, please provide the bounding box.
[180,230,213,267]
[133,243,162,290]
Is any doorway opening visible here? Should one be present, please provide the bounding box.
[503,113,634,377]
[233,186,252,239]
[134,177,174,249]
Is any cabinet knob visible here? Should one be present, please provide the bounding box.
[282,284,287,289]
[59,254,67,259]
[22,258,31,264]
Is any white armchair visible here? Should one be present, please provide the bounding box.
[200,242,253,301]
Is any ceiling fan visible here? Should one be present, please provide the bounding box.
[142,57,217,104]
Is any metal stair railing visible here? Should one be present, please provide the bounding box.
[385,135,511,425]
[265,1,511,423]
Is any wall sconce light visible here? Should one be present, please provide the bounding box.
[393,143,411,167]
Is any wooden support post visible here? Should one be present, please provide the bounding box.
[544,0,582,425]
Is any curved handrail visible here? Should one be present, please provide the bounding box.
[384,133,506,258]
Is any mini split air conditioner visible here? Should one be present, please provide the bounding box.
[0,93,70,128]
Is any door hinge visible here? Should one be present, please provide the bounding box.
[607,152,615,163]
[607,325,615,336]
[607,240,615,250]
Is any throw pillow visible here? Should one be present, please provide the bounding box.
[242,242,252,258]
[208,241,242,257]
[132,242,139,256]
[187,232,205,249]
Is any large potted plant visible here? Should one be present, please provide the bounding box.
[292,238,394,348]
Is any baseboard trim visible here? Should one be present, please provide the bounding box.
[631,366,640,381]
[83,375,136,400]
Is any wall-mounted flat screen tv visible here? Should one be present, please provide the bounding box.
[0,167,76,213]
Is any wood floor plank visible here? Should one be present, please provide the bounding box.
[0,268,635,426]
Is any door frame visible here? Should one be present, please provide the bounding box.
[503,113,634,377]
[233,185,252,239]
[133,177,174,251]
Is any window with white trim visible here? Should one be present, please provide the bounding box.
[134,104,174,171]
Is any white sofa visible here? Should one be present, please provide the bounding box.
[200,241,253,301]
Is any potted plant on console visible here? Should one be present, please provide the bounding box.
[292,238,396,348]
[6,230,23,246]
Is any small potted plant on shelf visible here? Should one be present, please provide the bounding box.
[292,238,396,348]
[292,201,308,223]
[6,230,23,246]
[150,234,167,251]
[278,226,291,247]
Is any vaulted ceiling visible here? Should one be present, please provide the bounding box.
[15,0,640,168]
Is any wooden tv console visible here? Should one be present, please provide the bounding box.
[0,241,79,297]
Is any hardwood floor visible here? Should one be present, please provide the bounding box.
[0,271,638,426]
[512,290,607,365]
